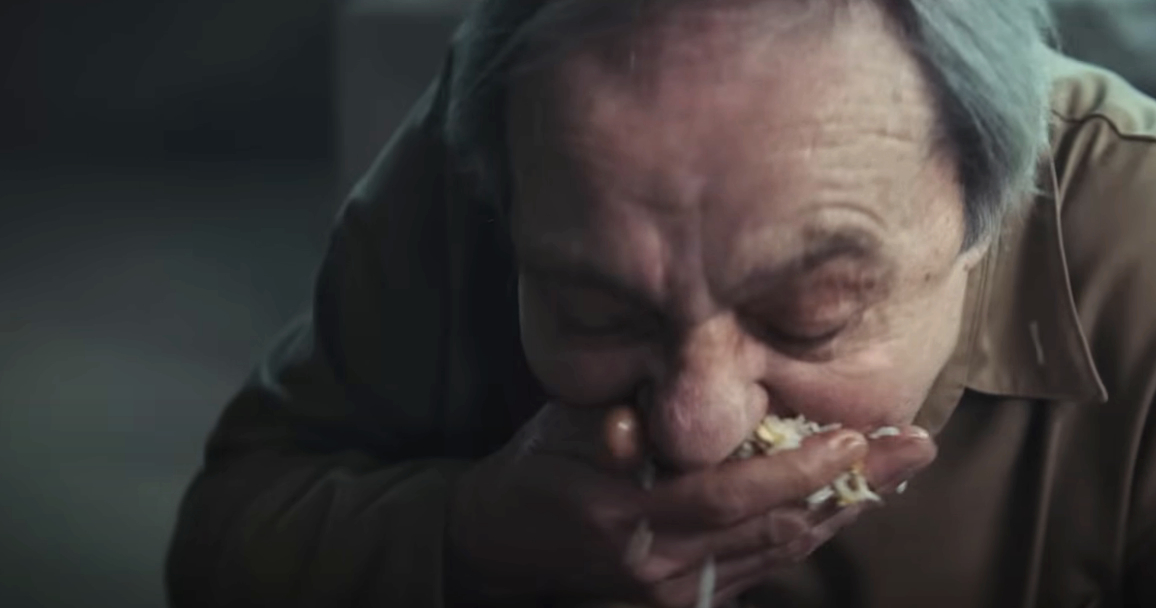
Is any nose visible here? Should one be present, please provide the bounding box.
[642,316,767,471]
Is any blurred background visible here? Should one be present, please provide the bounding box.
[0,0,1153,606]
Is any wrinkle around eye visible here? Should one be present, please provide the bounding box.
[739,306,868,362]
[753,320,846,350]
[546,292,663,345]
[556,309,660,340]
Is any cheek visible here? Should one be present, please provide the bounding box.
[518,283,644,405]
[778,271,971,428]
[768,348,936,429]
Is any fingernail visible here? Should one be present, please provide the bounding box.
[908,426,931,440]
[867,426,901,440]
[829,431,866,452]
[881,463,924,492]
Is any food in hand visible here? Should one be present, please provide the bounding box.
[731,415,891,508]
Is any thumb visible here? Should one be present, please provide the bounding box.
[518,402,646,474]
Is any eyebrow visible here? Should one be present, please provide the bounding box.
[730,226,891,300]
[795,226,885,271]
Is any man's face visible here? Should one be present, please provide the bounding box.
[508,4,983,470]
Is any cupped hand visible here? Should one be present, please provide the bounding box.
[444,403,936,608]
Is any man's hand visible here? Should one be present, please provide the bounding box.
[444,403,936,608]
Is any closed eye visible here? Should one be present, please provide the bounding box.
[535,280,661,343]
[555,307,654,337]
[758,322,848,349]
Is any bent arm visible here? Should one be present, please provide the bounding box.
[166,204,466,607]
[1124,393,1156,608]
[166,67,520,607]
[169,416,469,607]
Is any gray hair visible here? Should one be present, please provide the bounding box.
[445,0,1057,250]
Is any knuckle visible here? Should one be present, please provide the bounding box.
[703,486,748,525]
[821,504,864,534]
[781,454,828,499]
[761,528,822,565]
[624,554,674,587]
[590,492,636,528]
[760,550,790,568]
[785,526,829,563]
[646,584,687,608]
[759,544,793,570]
[764,509,808,546]
[624,561,655,586]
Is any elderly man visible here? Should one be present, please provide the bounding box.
[166,0,1156,607]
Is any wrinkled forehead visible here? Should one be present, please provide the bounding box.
[505,0,938,168]
[503,0,962,281]
[506,2,941,205]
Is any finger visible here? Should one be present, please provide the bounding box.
[683,501,856,561]
[861,425,937,493]
[648,556,765,608]
[712,507,813,558]
[705,505,865,603]
[603,406,647,473]
[646,430,868,528]
[648,507,809,571]
[655,498,867,585]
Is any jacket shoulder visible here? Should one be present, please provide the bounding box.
[1048,54,1156,391]
[1047,58,1156,569]
[1050,53,1156,139]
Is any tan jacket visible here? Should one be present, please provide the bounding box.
[165,52,1156,608]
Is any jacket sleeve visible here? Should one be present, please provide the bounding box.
[165,68,493,607]
[1110,132,1156,608]
[1124,395,1156,608]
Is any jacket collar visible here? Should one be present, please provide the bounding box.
[917,149,1108,434]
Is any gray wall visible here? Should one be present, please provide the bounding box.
[0,0,333,160]
[0,160,333,608]
[337,1,466,195]
[0,2,463,608]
